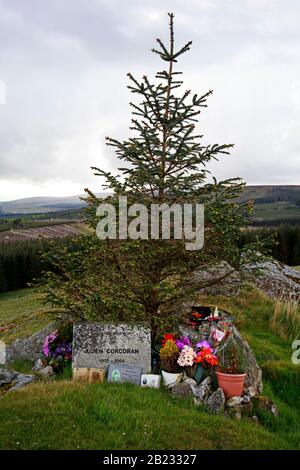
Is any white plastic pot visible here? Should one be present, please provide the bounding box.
[161,370,182,388]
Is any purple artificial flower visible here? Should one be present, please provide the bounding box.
[53,342,72,359]
[196,340,214,352]
[175,336,191,350]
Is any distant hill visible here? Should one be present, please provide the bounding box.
[0,195,84,214]
[236,185,300,225]
[0,186,300,225]
[0,193,106,215]
[236,185,300,204]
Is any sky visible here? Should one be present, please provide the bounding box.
[0,0,299,201]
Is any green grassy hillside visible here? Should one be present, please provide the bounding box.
[0,381,292,450]
[237,185,300,224]
[0,289,53,343]
[0,287,299,450]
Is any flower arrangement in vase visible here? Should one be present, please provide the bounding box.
[159,334,182,387]
[193,340,219,383]
[160,333,218,386]
[176,337,196,377]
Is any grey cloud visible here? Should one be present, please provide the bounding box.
[0,0,299,199]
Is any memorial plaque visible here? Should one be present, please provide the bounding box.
[107,363,142,385]
[72,323,151,373]
[73,367,104,384]
[141,374,161,389]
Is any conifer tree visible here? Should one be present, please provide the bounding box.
[92,13,233,204]
[44,14,263,344]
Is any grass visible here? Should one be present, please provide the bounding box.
[270,298,300,340]
[0,286,300,449]
[0,381,292,450]
[0,288,54,344]
[252,201,300,222]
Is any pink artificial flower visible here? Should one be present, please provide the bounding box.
[42,332,58,357]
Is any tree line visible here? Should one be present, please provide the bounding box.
[240,224,300,267]
[0,223,299,294]
[0,240,45,292]
[0,238,78,293]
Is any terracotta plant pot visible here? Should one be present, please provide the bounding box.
[216,371,246,398]
[161,370,182,388]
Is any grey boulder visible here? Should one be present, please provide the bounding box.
[0,368,36,394]
[39,366,54,378]
[9,374,36,392]
[191,376,213,404]
[0,369,19,386]
[226,396,244,408]
[171,382,192,398]
[6,322,59,364]
[204,388,225,414]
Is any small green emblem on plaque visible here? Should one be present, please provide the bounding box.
[112,369,121,381]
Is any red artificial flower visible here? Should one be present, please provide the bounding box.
[194,355,202,364]
[162,333,176,346]
[194,347,219,368]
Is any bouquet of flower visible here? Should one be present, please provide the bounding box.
[159,334,180,373]
[42,322,73,372]
[177,338,218,383]
[194,340,218,368]
[160,333,219,384]
[175,336,195,367]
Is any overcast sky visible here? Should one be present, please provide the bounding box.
[0,0,299,201]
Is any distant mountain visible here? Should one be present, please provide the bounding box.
[236,185,300,204]
[237,185,300,224]
[0,193,106,215]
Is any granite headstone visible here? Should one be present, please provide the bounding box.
[72,323,151,373]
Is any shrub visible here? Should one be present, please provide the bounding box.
[217,337,246,374]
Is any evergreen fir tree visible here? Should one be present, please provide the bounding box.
[44,14,264,344]
[92,13,233,204]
